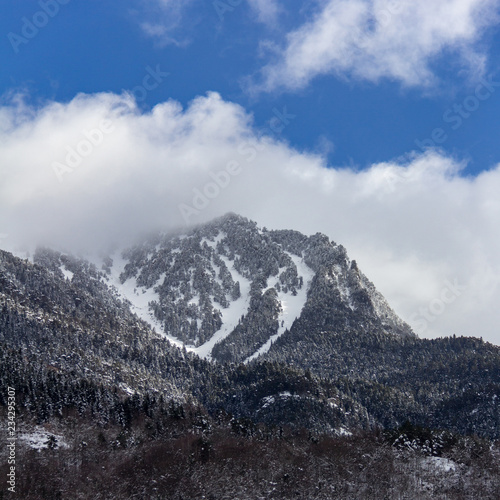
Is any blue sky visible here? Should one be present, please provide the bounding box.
[2,0,500,172]
[1,0,500,345]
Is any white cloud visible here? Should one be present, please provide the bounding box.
[253,0,499,92]
[136,0,195,45]
[1,92,500,346]
[247,0,281,24]
[141,0,280,39]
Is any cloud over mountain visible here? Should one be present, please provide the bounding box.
[1,91,500,344]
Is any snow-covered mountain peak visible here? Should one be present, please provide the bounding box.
[99,214,413,361]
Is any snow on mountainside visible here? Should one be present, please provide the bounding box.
[245,252,315,363]
[100,213,413,362]
[104,250,185,349]
[2,216,500,447]
[0,213,413,363]
[104,214,317,360]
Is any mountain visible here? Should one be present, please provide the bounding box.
[0,244,369,434]
[99,213,499,438]
[104,212,413,365]
[1,213,498,435]
[1,214,499,498]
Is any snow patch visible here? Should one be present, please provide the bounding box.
[336,427,353,437]
[60,265,74,281]
[261,395,275,409]
[192,254,252,360]
[200,232,225,249]
[119,384,136,396]
[106,252,188,350]
[19,428,69,451]
[423,456,457,473]
[245,252,314,363]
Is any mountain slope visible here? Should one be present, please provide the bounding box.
[0,247,201,399]
[0,247,371,434]
[106,213,413,364]
[1,214,499,439]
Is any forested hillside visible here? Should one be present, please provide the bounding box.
[0,215,499,499]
